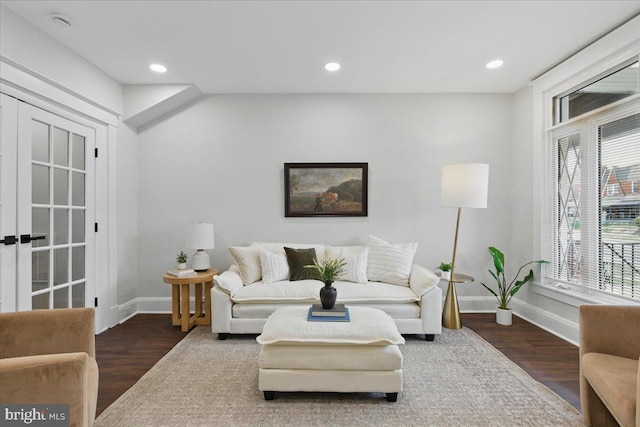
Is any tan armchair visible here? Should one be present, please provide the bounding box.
[0,308,99,427]
[580,305,640,427]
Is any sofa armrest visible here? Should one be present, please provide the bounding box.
[579,305,640,360]
[0,352,99,426]
[0,308,95,359]
[419,285,443,335]
[409,264,440,298]
[212,285,233,334]
[214,268,244,297]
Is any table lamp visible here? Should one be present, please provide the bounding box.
[441,163,489,328]
[186,223,214,271]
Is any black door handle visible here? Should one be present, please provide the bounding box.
[0,235,17,245]
[20,234,46,244]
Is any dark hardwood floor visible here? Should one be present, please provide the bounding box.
[95,313,581,416]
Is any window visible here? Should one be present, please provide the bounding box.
[544,64,640,300]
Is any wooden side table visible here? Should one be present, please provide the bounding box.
[441,272,474,330]
[162,268,219,332]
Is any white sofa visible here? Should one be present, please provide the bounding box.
[211,240,443,341]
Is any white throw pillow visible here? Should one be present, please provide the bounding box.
[259,249,290,284]
[228,246,261,285]
[325,245,368,284]
[367,235,418,286]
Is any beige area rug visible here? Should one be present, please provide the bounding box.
[96,327,584,427]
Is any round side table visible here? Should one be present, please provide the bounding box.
[441,272,474,329]
[163,268,219,332]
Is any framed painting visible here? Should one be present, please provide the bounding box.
[284,163,368,217]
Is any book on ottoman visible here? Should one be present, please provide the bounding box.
[311,303,346,317]
[307,307,350,322]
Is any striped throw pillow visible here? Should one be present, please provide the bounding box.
[366,235,418,286]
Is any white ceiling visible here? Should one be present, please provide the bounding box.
[3,0,640,94]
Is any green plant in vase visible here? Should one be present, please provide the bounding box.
[176,251,188,270]
[305,257,347,309]
[439,262,452,280]
[480,246,548,325]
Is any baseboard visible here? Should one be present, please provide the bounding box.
[511,299,579,346]
[113,295,579,345]
[454,295,578,345]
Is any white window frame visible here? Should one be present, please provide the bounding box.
[531,16,640,307]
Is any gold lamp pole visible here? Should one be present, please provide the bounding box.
[441,163,489,329]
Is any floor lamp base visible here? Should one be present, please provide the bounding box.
[442,280,461,329]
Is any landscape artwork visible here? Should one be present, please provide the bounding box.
[284,163,368,217]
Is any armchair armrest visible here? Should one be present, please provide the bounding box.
[0,308,95,359]
[0,353,99,426]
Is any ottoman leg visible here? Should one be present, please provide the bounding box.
[386,393,398,402]
[264,391,276,400]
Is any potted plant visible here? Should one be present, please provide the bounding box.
[176,251,188,270]
[305,257,347,309]
[438,262,453,280]
[480,247,549,326]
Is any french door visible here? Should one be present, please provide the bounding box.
[0,93,95,312]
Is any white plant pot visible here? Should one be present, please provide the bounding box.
[441,271,451,280]
[496,307,512,326]
[177,262,187,270]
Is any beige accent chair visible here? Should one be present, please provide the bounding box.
[0,308,99,427]
[580,305,640,427]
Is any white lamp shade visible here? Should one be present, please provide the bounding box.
[441,163,489,208]
[186,223,215,249]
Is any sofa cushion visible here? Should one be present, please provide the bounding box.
[366,235,417,286]
[326,245,368,284]
[582,352,638,427]
[284,247,320,281]
[231,280,420,304]
[253,242,325,259]
[256,306,405,346]
[259,249,290,284]
[228,246,262,285]
[233,302,421,319]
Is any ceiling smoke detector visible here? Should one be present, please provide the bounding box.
[50,13,72,28]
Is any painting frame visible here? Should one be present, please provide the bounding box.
[284,163,368,217]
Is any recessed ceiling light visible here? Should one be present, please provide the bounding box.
[50,13,71,28]
[150,64,167,73]
[486,59,504,69]
[325,62,341,72]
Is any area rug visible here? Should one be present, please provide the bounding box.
[95,327,584,426]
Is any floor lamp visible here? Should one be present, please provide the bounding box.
[441,163,489,329]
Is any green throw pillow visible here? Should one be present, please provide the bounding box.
[284,247,320,281]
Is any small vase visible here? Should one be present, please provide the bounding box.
[320,280,337,310]
[177,263,187,270]
[496,307,512,326]
[441,271,451,281]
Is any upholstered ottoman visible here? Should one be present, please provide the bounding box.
[256,306,405,402]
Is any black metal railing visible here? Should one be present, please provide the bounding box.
[602,241,640,298]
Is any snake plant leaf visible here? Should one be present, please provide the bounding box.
[488,246,504,274]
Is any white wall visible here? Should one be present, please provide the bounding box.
[0,5,122,115]
[136,94,513,301]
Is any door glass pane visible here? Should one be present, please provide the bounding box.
[32,250,49,292]
[32,293,49,310]
[54,169,68,205]
[53,248,68,285]
[32,120,49,162]
[72,283,85,308]
[72,247,85,281]
[32,208,50,247]
[53,127,69,167]
[72,134,85,170]
[72,210,85,243]
[53,287,69,308]
[32,165,50,204]
[72,171,85,206]
[54,208,68,245]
